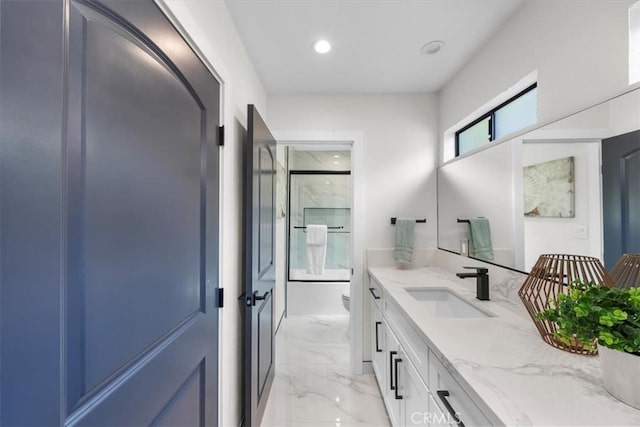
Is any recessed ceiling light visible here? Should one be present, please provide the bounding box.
[420,40,445,55]
[333,154,340,158]
[333,161,339,165]
[313,39,332,54]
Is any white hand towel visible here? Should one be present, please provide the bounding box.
[305,224,327,275]
[306,224,328,246]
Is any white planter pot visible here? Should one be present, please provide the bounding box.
[599,345,640,410]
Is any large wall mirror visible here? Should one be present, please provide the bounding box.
[437,87,640,273]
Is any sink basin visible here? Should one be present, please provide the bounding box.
[404,288,494,318]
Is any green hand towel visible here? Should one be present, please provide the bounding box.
[468,218,494,261]
[394,219,415,263]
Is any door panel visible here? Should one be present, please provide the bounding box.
[153,362,204,427]
[1,0,221,424]
[257,294,274,397]
[75,2,203,393]
[603,130,640,269]
[68,328,208,425]
[259,147,275,274]
[0,1,65,423]
[244,105,276,426]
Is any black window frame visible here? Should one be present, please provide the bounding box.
[455,83,538,157]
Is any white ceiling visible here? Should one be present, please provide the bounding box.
[225,0,525,94]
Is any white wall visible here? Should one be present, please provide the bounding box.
[160,2,267,426]
[269,94,439,251]
[439,0,636,145]
[609,87,640,134]
[630,1,640,84]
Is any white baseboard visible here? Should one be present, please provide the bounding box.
[360,361,373,374]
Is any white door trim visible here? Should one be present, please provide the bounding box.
[275,130,366,374]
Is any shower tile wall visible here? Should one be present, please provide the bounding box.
[290,174,351,273]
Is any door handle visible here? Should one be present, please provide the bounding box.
[252,290,269,306]
[437,390,465,427]
[368,288,380,300]
[394,358,403,400]
[374,322,382,352]
[389,350,397,390]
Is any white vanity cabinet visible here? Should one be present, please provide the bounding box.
[367,267,640,426]
[372,298,435,427]
[369,275,494,427]
[369,277,433,426]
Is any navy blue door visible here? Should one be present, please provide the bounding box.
[603,130,640,269]
[243,105,276,427]
[1,0,220,425]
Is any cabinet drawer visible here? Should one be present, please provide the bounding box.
[371,299,385,390]
[402,356,430,426]
[368,276,384,310]
[386,299,429,383]
[428,394,453,427]
[384,323,402,427]
[428,351,492,427]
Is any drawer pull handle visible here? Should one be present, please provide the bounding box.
[374,322,382,352]
[393,358,403,400]
[437,390,465,427]
[369,287,381,300]
[389,351,397,390]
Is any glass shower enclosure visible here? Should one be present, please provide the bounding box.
[288,171,351,282]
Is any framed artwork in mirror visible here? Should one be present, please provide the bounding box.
[523,156,575,218]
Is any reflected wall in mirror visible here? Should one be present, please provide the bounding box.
[438,141,515,267]
[437,87,640,273]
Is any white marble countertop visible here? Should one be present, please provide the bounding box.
[368,266,640,427]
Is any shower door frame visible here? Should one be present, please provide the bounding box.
[287,170,352,283]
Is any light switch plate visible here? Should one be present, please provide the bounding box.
[574,226,588,240]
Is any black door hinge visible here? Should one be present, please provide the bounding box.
[217,125,224,147]
[216,287,224,308]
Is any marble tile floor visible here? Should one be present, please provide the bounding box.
[261,315,390,427]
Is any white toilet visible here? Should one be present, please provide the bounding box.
[341,291,350,312]
[342,290,351,338]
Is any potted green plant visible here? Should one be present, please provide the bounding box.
[538,280,640,409]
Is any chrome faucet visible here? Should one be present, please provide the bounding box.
[456,266,490,301]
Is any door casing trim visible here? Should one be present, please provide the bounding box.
[275,131,366,374]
